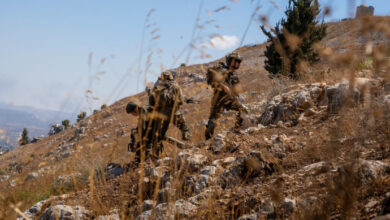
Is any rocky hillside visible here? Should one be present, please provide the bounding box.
[1,16,390,219]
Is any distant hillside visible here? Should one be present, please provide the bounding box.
[0,103,76,146]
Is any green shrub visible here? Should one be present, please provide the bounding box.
[77,112,87,122]
[62,119,70,129]
[261,0,327,78]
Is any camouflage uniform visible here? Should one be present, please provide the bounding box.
[205,53,244,140]
[149,71,191,141]
[128,104,162,163]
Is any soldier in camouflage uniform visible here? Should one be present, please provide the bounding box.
[149,71,191,142]
[126,102,162,163]
[205,52,245,140]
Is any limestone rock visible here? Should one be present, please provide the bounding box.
[17,199,50,220]
[142,200,156,212]
[283,197,296,216]
[24,172,38,182]
[200,166,217,176]
[357,160,390,184]
[105,163,124,179]
[298,161,331,176]
[40,205,89,220]
[259,83,326,126]
[212,134,225,154]
[238,213,258,220]
[97,209,120,220]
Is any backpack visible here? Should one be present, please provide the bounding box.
[206,62,227,88]
[151,81,180,112]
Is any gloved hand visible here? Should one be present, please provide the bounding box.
[182,131,191,141]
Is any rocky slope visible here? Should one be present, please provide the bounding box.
[1,16,390,219]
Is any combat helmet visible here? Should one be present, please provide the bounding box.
[225,52,242,66]
[126,101,138,114]
[161,71,174,81]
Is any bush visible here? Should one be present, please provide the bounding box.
[77,112,87,122]
[261,0,327,78]
[62,119,70,129]
[19,128,30,146]
[100,104,107,110]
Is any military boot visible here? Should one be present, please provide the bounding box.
[205,120,215,140]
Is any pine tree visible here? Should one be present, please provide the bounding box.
[261,0,327,78]
[19,128,30,146]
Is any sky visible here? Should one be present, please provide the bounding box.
[0,0,389,120]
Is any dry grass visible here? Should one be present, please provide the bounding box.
[1,3,390,219]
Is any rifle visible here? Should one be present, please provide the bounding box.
[165,136,194,149]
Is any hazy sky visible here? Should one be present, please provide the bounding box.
[1,0,389,117]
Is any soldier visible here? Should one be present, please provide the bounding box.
[149,71,191,141]
[126,102,162,163]
[205,52,245,140]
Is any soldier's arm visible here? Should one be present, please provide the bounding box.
[177,86,184,105]
[149,91,156,107]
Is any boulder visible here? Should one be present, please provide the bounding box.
[152,166,172,188]
[218,158,246,189]
[17,199,50,220]
[142,200,156,212]
[187,186,222,206]
[136,199,196,219]
[244,124,264,134]
[297,161,331,176]
[105,163,124,179]
[136,203,168,220]
[267,135,286,159]
[200,166,217,176]
[195,175,212,193]
[40,205,89,220]
[357,160,390,184]
[238,213,258,220]
[245,151,278,177]
[97,209,120,220]
[0,175,10,182]
[212,134,225,154]
[175,199,197,218]
[283,197,297,216]
[187,154,208,172]
[177,149,208,172]
[257,200,276,218]
[24,172,38,182]
[157,157,174,167]
[259,83,326,126]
